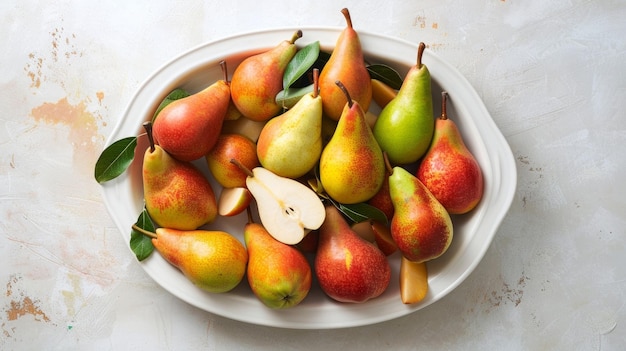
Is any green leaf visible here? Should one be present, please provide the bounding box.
[94,136,138,183]
[130,209,155,261]
[276,84,314,109]
[334,201,389,226]
[367,64,404,90]
[283,41,320,90]
[153,88,190,121]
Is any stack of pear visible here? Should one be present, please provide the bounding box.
[417,92,484,214]
[132,225,247,293]
[319,81,385,204]
[230,30,303,122]
[153,61,231,162]
[315,206,391,303]
[141,122,217,231]
[244,211,312,309]
[374,42,434,165]
[388,166,453,263]
[319,8,372,121]
[256,69,323,178]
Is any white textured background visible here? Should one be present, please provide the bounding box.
[1,0,625,350]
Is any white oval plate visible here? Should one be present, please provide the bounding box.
[100,28,517,329]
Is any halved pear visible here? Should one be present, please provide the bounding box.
[245,167,326,245]
[218,187,253,217]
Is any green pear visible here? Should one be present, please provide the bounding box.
[373,42,434,165]
[389,166,453,263]
[132,225,247,293]
[315,206,391,303]
[230,30,303,122]
[319,81,385,204]
[319,8,372,121]
[231,161,326,245]
[244,213,312,309]
[417,92,484,214]
[256,69,323,178]
[142,122,217,231]
[153,61,230,162]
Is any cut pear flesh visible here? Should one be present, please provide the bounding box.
[246,167,326,245]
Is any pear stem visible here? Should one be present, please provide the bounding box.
[440,91,449,120]
[341,8,353,29]
[290,30,303,44]
[132,224,157,239]
[220,60,229,83]
[335,80,353,108]
[143,121,156,153]
[312,68,319,98]
[230,158,254,177]
[417,42,426,69]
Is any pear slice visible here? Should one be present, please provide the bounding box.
[243,166,326,245]
[218,187,253,217]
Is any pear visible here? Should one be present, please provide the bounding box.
[206,133,259,189]
[389,166,453,263]
[371,221,398,256]
[230,30,303,122]
[367,157,395,221]
[220,117,267,143]
[370,78,397,109]
[319,8,372,121]
[153,61,231,162]
[256,69,323,178]
[244,211,312,309]
[417,92,484,214]
[319,81,385,204]
[231,160,326,245]
[373,42,434,165]
[132,225,247,293]
[142,122,217,231]
[399,256,428,304]
[315,206,391,303]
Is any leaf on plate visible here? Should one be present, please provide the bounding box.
[94,136,138,183]
[153,88,190,121]
[367,64,403,90]
[283,41,320,90]
[276,84,314,110]
[130,209,155,261]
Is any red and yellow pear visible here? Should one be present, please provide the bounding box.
[244,210,312,309]
[141,122,217,231]
[319,81,385,204]
[417,91,484,214]
[132,225,247,293]
[230,30,303,122]
[153,61,231,162]
[206,133,259,189]
[389,166,453,263]
[319,8,372,121]
[315,206,391,303]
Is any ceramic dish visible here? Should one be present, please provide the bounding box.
[101,28,517,329]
